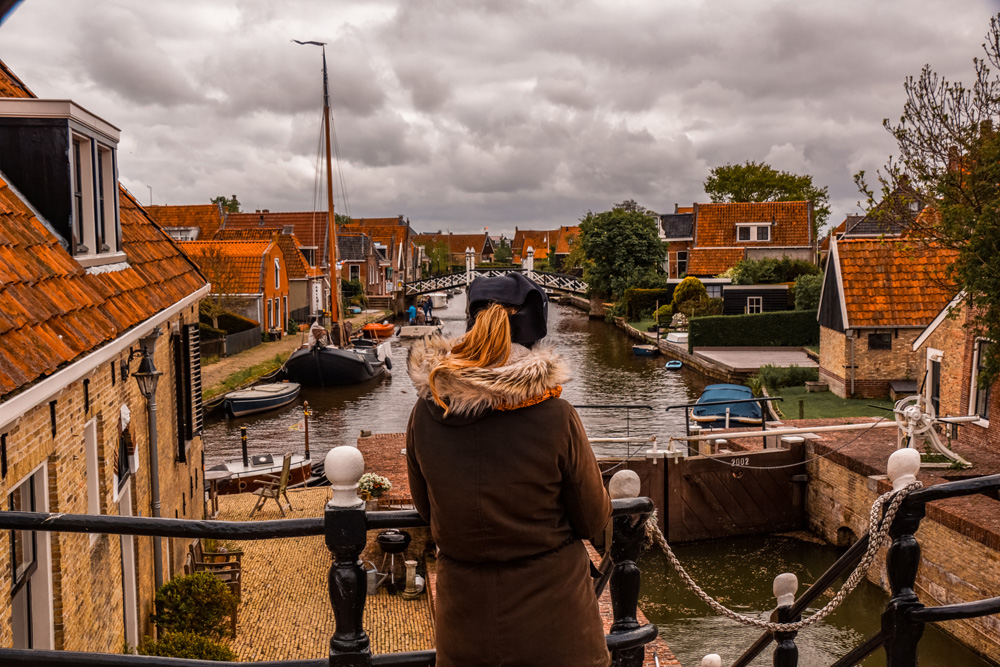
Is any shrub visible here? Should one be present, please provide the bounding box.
[199,303,259,334]
[151,572,238,640]
[672,276,707,311]
[655,304,673,323]
[794,274,823,310]
[199,323,225,341]
[687,310,819,352]
[342,279,364,299]
[757,364,819,393]
[678,296,723,318]
[730,256,821,285]
[137,632,237,661]
[745,374,763,397]
[623,288,674,320]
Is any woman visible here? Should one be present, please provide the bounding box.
[406,273,611,667]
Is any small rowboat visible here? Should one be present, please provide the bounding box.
[222,382,301,418]
[665,360,683,370]
[361,321,395,339]
[691,384,763,427]
[632,344,659,356]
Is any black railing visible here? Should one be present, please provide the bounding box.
[732,472,1000,667]
[0,497,656,667]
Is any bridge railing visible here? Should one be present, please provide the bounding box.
[404,268,587,296]
[0,449,656,667]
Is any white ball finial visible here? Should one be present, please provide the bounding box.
[325,446,365,507]
[773,572,798,607]
[701,654,722,667]
[888,448,921,491]
[609,469,641,499]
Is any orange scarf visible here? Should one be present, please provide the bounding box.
[494,385,563,411]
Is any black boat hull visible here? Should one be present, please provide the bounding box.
[284,345,388,386]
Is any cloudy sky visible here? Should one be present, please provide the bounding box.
[2,0,998,236]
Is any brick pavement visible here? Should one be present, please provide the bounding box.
[215,487,434,661]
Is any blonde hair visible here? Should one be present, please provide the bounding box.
[429,303,511,414]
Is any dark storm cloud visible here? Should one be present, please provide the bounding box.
[2,0,998,233]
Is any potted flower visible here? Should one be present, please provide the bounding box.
[358,473,392,510]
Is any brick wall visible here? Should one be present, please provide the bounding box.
[819,326,925,398]
[0,304,205,652]
[818,325,847,397]
[806,452,1000,662]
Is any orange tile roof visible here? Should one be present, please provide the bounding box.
[223,211,329,250]
[819,217,851,253]
[686,248,745,276]
[511,229,555,262]
[177,241,273,294]
[675,206,694,214]
[694,201,811,247]
[0,60,207,401]
[145,204,225,240]
[213,229,311,280]
[349,217,405,226]
[413,233,490,256]
[836,238,958,328]
[553,226,580,254]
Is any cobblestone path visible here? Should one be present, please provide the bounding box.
[216,487,435,661]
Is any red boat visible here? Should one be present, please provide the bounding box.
[361,321,395,339]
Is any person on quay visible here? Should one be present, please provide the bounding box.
[407,302,418,324]
[406,272,611,667]
[422,295,433,320]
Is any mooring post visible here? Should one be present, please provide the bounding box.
[771,572,800,667]
[882,449,925,667]
[304,401,311,460]
[608,470,649,667]
[324,446,372,667]
[240,425,249,468]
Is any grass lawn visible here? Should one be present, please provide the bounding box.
[203,354,286,402]
[628,319,668,334]
[774,385,895,420]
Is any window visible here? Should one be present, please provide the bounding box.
[70,133,119,258]
[84,418,101,518]
[274,258,281,290]
[869,332,892,350]
[736,223,771,242]
[267,299,273,328]
[676,251,688,277]
[756,226,770,241]
[705,285,723,299]
[283,297,288,327]
[745,296,762,314]
[738,227,750,241]
[350,264,360,281]
[972,340,992,422]
[173,324,204,460]
[9,465,52,649]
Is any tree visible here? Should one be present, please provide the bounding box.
[334,212,353,227]
[578,201,665,299]
[794,274,822,310]
[493,241,512,264]
[426,241,451,276]
[704,161,830,237]
[191,245,251,328]
[859,13,1000,385]
[210,195,241,213]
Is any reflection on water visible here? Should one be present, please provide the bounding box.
[640,535,994,666]
[203,291,708,467]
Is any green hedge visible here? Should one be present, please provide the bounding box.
[137,632,237,661]
[688,310,819,352]
[199,303,259,334]
[199,323,225,341]
[623,288,674,320]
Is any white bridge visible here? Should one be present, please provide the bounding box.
[404,268,588,296]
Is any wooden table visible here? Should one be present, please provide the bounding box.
[204,469,233,519]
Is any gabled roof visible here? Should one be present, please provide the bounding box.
[413,232,491,256]
[146,204,224,240]
[836,238,958,328]
[0,59,207,401]
[844,186,923,237]
[553,226,580,254]
[659,213,694,240]
[338,234,370,262]
[177,240,275,294]
[511,229,554,262]
[223,211,329,249]
[213,229,311,280]
[686,248,745,276]
[819,217,855,253]
[694,201,811,247]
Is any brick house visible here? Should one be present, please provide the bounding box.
[817,234,957,398]
[179,240,290,334]
[415,231,496,268]
[345,216,421,285]
[658,206,694,279]
[550,225,581,271]
[685,201,815,277]
[511,228,552,264]
[0,59,208,650]
[338,233,383,297]
[911,297,998,452]
[146,203,225,241]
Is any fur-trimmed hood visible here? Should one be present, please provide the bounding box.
[407,336,569,421]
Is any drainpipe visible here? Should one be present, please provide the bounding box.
[848,330,856,397]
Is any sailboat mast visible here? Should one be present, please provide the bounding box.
[320,45,344,345]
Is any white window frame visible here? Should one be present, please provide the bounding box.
[9,462,55,650]
[745,296,762,314]
[274,258,281,290]
[736,222,772,243]
[84,418,101,542]
[968,338,992,427]
[70,133,121,261]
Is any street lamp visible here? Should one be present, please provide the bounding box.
[130,327,163,589]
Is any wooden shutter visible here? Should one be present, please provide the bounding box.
[173,324,204,462]
[185,324,204,438]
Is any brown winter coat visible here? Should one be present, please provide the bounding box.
[406,336,612,667]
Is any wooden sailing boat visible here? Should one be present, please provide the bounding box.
[284,42,391,386]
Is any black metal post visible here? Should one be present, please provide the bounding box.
[609,512,649,667]
[241,426,250,468]
[881,500,926,666]
[325,504,371,666]
[772,603,799,667]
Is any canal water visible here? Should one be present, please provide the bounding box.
[203,292,993,667]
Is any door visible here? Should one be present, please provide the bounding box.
[118,484,139,649]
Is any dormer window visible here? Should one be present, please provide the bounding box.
[0,99,123,267]
[736,222,771,242]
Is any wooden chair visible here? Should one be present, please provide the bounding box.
[185,539,242,636]
[249,453,294,518]
[377,495,414,510]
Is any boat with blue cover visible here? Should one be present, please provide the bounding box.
[692,384,763,427]
[632,344,659,356]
